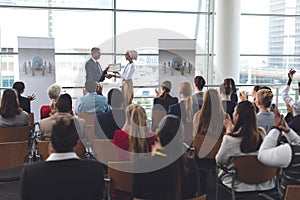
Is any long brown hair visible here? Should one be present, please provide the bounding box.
[230,101,263,153]
[194,89,226,138]
[179,82,193,123]
[0,89,22,118]
[128,105,149,154]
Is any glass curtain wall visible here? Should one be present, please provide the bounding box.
[0,0,213,93]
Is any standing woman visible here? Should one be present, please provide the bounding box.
[0,89,29,127]
[113,50,138,109]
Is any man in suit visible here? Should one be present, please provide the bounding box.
[94,88,125,139]
[20,117,105,200]
[85,47,110,82]
[192,76,206,110]
[153,80,178,112]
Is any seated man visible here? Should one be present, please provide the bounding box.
[94,88,125,139]
[75,80,111,115]
[12,81,36,113]
[20,117,105,200]
[40,93,85,140]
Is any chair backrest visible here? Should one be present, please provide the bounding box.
[133,194,206,200]
[190,194,207,200]
[37,139,86,160]
[193,135,222,159]
[284,185,300,200]
[151,107,167,131]
[234,155,277,184]
[78,112,96,143]
[36,139,50,160]
[93,139,118,165]
[0,141,29,169]
[0,126,31,142]
[108,161,133,192]
[28,113,34,127]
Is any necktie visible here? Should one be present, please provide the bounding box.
[96,61,102,73]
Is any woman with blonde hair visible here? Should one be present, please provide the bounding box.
[168,81,199,144]
[40,84,62,119]
[112,104,155,199]
[255,88,274,133]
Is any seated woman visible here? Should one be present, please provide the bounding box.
[216,101,274,192]
[112,104,155,200]
[0,88,29,127]
[132,115,201,200]
[193,89,229,198]
[40,84,62,119]
[168,81,199,144]
[256,89,274,133]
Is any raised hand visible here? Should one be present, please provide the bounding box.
[288,68,296,80]
[28,93,36,101]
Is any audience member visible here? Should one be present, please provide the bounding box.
[256,89,274,133]
[94,88,125,139]
[258,106,300,198]
[12,81,36,113]
[168,81,199,144]
[75,79,111,115]
[282,69,300,133]
[40,93,85,140]
[0,88,29,127]
[153,80,178,112]
[20,117,105,200]
[192,75,206,109]
[132,115,201,200]
[111,104,155,200]
[193,89,228,199]
[40,84,62,119]
[224,78,238,103]
[216,101,274,192]
[193,89,228,156]
[220,82,236,120]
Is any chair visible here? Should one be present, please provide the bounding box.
[0,141,29,170]
[0,126,32,142]
[36,139,86,160]
[193,135,222,160]
[93,139,118,165]
[132,194,207,200]
[151,107,167,131]
[78,112,96,144]
[107,161,133,193]
[284,185,300,200]
[28,113,34,127]
[216,155,278,200]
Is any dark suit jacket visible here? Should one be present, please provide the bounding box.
[132,149,201,200]
[168,100,199,122]
[85,58,106,82]
[222,100,237,120]
[18,95,31,113]
[289,115,300,133]
[192,92,204,110]
[153,94,178,112]
[94,108,126,139]
[21,158,104,200]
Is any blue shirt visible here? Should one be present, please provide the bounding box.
[75,92,111,115]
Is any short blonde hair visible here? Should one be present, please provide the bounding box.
[47,84,62,101]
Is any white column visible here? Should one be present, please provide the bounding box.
[214,0,241,84]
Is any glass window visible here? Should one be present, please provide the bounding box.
[116,0,209,12]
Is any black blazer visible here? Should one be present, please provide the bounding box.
[94,108,126,139]
[153,94,178,112]
[192,92,204,110]
[20,158,105,200]
[168,100,199,122]
[85,58,106,82]
[18,95,31,113]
